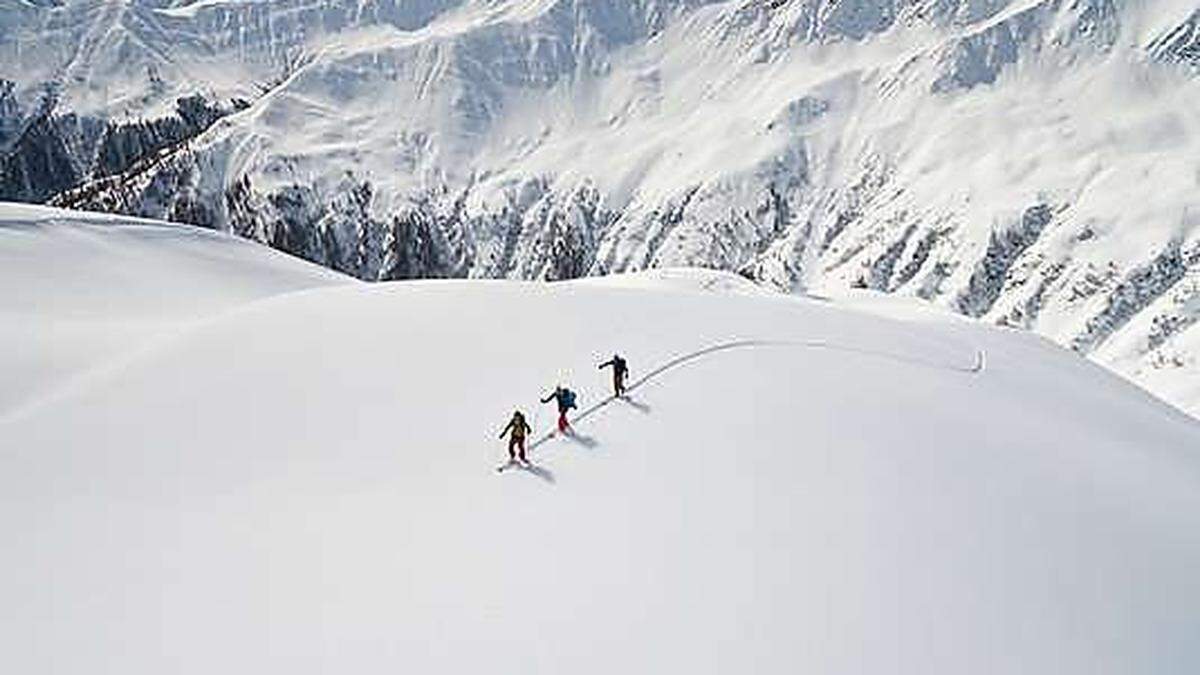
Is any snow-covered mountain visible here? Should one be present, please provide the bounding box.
[3,204,1200,673]
[1,0,1197,415]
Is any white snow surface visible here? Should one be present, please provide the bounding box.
[3,206,1200,673]
[0,202,351,417]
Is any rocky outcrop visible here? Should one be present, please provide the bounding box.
[0,110,105,203]
[1,91,237,204]
[957,204,1054,317]
[1150,9,1200,68]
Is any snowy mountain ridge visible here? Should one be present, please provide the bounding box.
[1,0,1198,415]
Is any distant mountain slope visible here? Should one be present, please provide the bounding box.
[1,0,1197,415]
[2,212,1199,673]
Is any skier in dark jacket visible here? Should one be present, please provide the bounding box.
[598,353,629,397]
[499,410,532,463]
[541,385,577,434]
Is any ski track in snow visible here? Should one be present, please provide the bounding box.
[526,338,986,457]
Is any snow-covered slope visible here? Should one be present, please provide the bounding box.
[3,208,1200,673]
[0,202,351,417]
[2,0,1198,417]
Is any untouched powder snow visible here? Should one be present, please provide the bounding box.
[0,203,351,418]
[2,209,1200,673]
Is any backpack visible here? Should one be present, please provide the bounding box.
[562,389,577,409]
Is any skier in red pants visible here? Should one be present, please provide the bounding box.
[499,410,532,463]
[541,385,577,434]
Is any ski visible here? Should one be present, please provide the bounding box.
[496,460,533,473]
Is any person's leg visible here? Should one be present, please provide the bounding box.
[508,436,518,461]
[558,411,568,432]
[518,437,527,463]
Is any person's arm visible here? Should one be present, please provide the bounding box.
[599,360,613,370]
[541,393,553,403]
[499,419,513,438]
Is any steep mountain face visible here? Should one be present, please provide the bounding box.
[0,83,237,202]
[2,0,1198,414]
[1151,7,1200,65]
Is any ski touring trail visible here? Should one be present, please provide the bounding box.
[506,337,987,466]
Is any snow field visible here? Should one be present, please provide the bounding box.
[2,207,1199,673]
